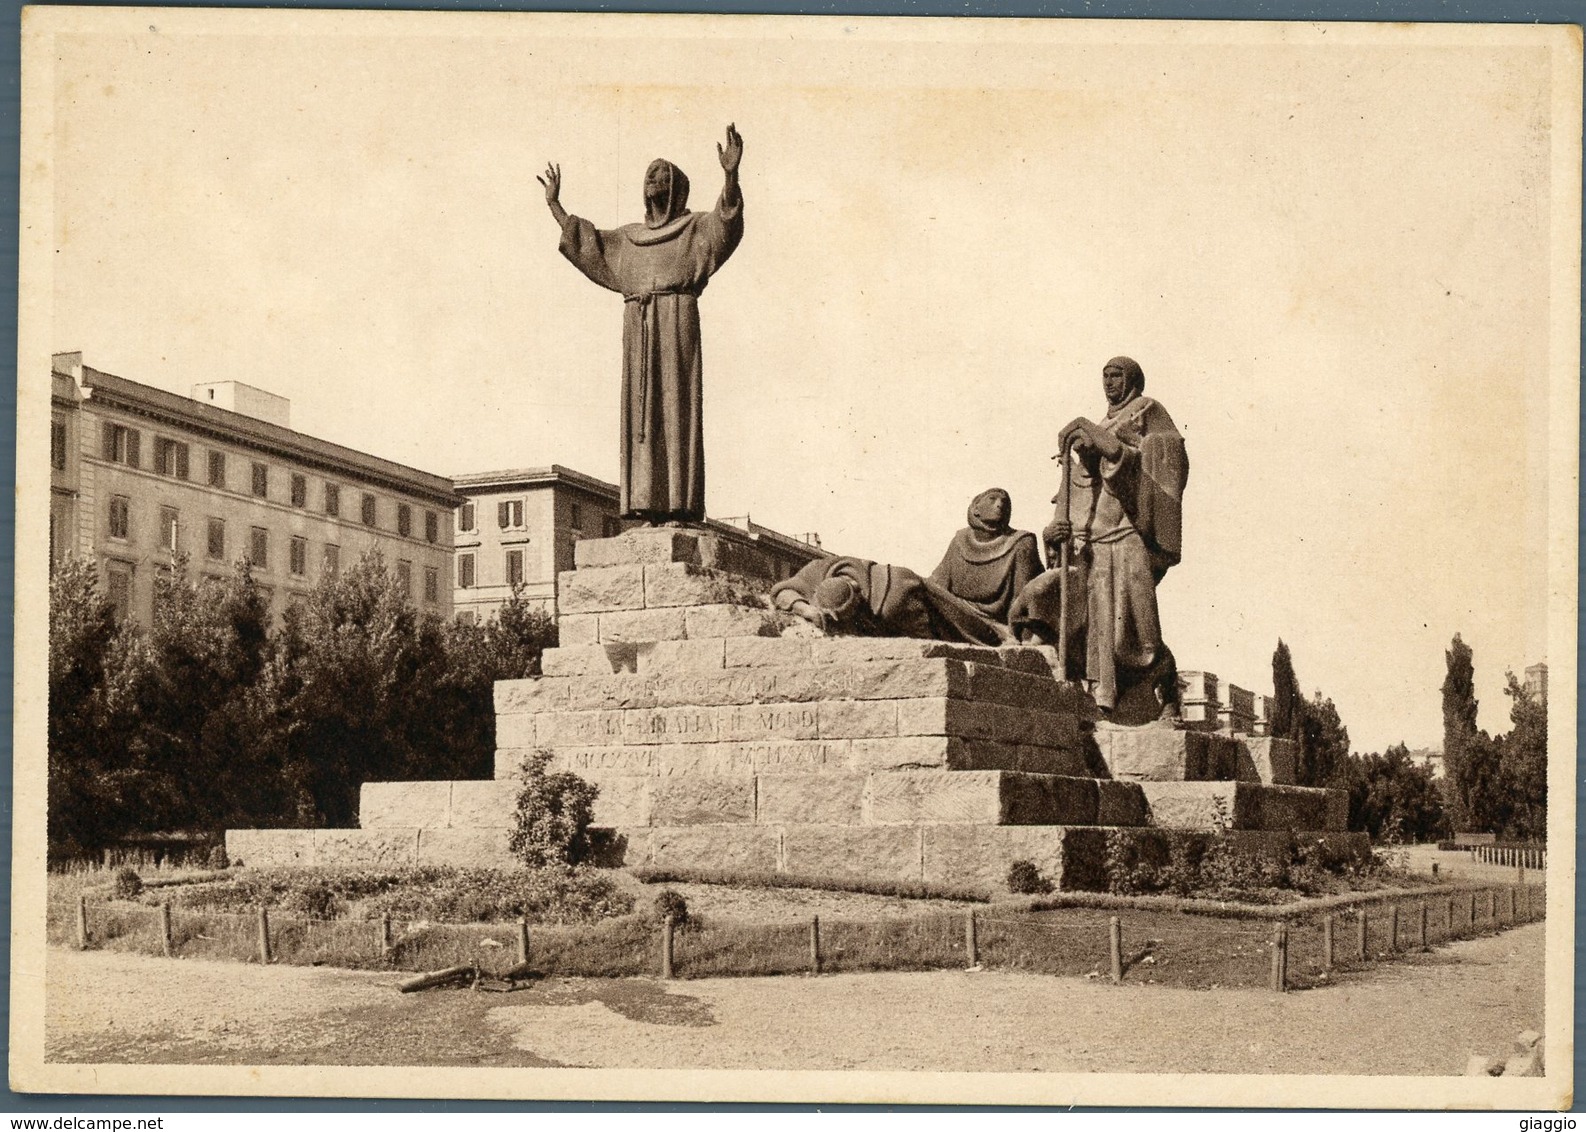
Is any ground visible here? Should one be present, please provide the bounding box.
[45,921,1545,1074]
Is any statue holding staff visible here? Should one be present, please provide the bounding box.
[539,125,745,524]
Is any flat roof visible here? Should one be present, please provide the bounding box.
[79,365,461,508]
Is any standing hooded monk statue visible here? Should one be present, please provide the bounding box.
[1012,357,1189,724]
[539,125,745,524]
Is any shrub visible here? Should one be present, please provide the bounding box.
[206,844,230,870]
[110,866,143,901]
[652,889,690,927]
[286,881,343,919]
[508,750,601,867]
[1005,860,1053,895]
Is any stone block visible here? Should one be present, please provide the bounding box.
[494,678,570,714]
[574,528,701,569]
[496,713,539,749]
[1097,780,1151,826]
[651,824,780,872]
[896,697,1002,741]
[541,646,625,678]
[359,781,451,829]
[535,709,626,748]
[1095,729,1240,781]
[817,699,898,739]
[558,565,647,614]
[861,770,1091,825]
[650,776,756,825]
[225,829,313,869]
[725,637,812,667]
[449,779,518,827]
[1238,736,1298,784]
[622,706,721,745]
[643,563,765,609]
[655,744,757,777]
[684,603,786,639]
[1225,684,1255,717]
[1324,788,1348,832]
[636,637,728,672]
[810,638,1006,666]
[312,829,419,868]
[746,740,852,774]
[719,703,822,742]
[921,825,1083,892]
[586,827,655,867]
[756,774,867,824]
[416,827,516,869]
[1000,774,1101,825]
[557,613,600,646]
[695,535,783,581]
[1140,781,1248,830]
[849,735,971,771]
[1180,670,1220,704]
[495,747,535,779]
[781,825,923,882]
[848,658,971,701]
[585,775,653,827]
[597,607,688,643]
[1013,744,1093,776]
[1254,784,1336,832]
[964,663,1087,715]
[544,746,660,776]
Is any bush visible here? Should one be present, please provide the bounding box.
[1005,860,1053,895]
[652,889,690,927]
[110,867,144,901]
[286,881,343,919]
[508,750,601,867]
[206,844,230,870]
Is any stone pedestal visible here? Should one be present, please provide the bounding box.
[228,527,1356,892]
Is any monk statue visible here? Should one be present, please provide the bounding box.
[930,488,1043,633]
[771,556,1015,646]
[1011,357,1189,725]
[539,125,745,524]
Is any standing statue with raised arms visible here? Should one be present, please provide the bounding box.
[540,125,745,524]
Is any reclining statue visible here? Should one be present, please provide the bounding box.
[770,556,1014,645]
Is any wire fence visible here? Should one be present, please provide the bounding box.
[53,882,1547,991]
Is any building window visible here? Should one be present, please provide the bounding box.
[323,544,340,575]
[207,450,226,488]
[602,515,622,538]
[106,566,132,623]
[290,536,307,576]
[155,438,190,479]
[423,566,439,603]
[159,506,179,553]
[290,473,307,508]
[506,549,524,586]
[361,494,377,526]
[50,419,66,471]
[397,503,412,537]
[249,527,268,570]
[101,422,141,468]
[396,559,412,597]
[425,510,438,544]
[570,503,583,531]
[324,483,341,517]
[108,495,130,540]
[207,517,225,561]
[458,553,475,589]
[251,462,268,498]
[497,500,524,530]
[458,503,476,533]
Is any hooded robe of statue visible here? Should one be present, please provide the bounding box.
[770,556,1014,646]
[930,489,1043,628]
[1012,357,1189,719]
[557,159,743,522]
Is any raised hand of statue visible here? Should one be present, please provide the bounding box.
[536,163,562,205]
[718,123,743,175]
[1044,518,1073,547]
[1059,417,1096,456]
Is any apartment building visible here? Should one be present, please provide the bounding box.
[452,465,827,623]
[50,352,460,626]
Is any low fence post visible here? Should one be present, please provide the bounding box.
[1357,907,1369,960]
[660,914,675,980]
[75,894,88,950]
[1445,896,1456,939]
[256,907,272,965]
[515,916,529,966]
[1507,887,1516,923]
[1469,891,1478,930]
[810,916,822,975]
[964,910,978,969]
[1322,914,1334,972]
[380,913,393,959]
[1431,861,1439,878]
[1108,917,1123,985]
[1418,902,1428,951]
[158,902,173,957]
[1270,923,1288,992]
[1518,864,1526,890]
[1387,904,1399,952]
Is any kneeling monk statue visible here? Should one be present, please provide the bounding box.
[930,488,1043,634]
[771,556,1014,645]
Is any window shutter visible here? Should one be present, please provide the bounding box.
[498,501,509,529]
[125,430,141,468]
[176,444,189,480]
[101,422,115,460]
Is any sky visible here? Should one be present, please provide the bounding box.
[36,13,1573,752]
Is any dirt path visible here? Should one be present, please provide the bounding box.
[46,923,1545,1074]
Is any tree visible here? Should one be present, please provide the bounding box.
[1441,633,1479,831]
[1497,671,1546,841]
[1343,743,1448,843]
[1297,690,1350,786]
[48,558,125,856]
[1271,639,1301,739]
